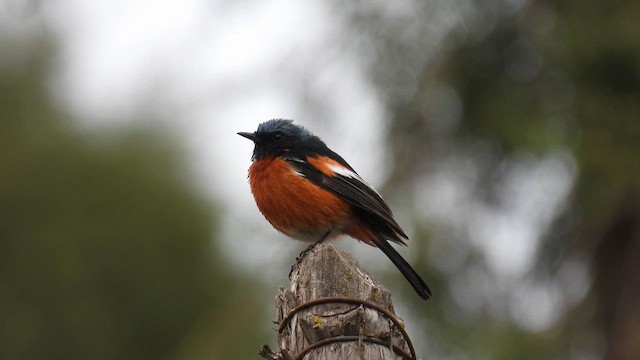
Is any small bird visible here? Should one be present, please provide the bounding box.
[238,119,431,300]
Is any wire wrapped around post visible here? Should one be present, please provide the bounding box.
[278,297,417,360]
[261,242,423,360]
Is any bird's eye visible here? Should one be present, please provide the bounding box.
[273,133,283,141]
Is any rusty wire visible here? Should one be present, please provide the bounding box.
[278,297,417,360]
[291,335,413,360]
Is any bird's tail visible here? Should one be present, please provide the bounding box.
[377,239,432,300]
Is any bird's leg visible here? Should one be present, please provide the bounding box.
[315,228,332,244]
[291,229,334,276]
[296,229,333,260]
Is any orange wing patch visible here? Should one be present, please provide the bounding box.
[306,156,349,177]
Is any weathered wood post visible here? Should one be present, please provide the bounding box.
[259,242,418,360]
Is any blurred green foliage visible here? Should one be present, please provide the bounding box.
[3,1,638,358]
[341,0,640,359]
[0,40,265,359]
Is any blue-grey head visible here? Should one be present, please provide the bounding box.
[238,119,325,160]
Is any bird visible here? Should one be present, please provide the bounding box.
[238,119,432,300]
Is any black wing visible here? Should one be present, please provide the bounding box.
[286,152,408,244]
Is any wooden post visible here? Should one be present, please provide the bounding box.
[259,242,416,360]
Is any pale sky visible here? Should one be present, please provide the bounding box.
[4,0,580,336]
[40,0,390,276]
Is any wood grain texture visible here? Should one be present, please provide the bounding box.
[261,242,413,360]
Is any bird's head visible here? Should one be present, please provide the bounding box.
[238,119,324,160]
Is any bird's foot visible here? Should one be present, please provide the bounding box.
[289,243,317,278]
[290,229,333,277]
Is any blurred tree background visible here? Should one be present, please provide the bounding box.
[338,0,640,359]
[2,0,639,359]
[0,36,266,359]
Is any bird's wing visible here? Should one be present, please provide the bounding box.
[285,153,408,241]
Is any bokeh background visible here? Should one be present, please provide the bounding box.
[2,0,639,359]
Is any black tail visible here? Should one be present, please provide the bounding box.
[377,239,432,300]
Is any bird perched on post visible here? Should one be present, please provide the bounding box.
[238,119,431,300]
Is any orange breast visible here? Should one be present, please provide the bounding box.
[248,157,353,241]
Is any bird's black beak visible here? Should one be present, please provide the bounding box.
[237,132,257,142]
